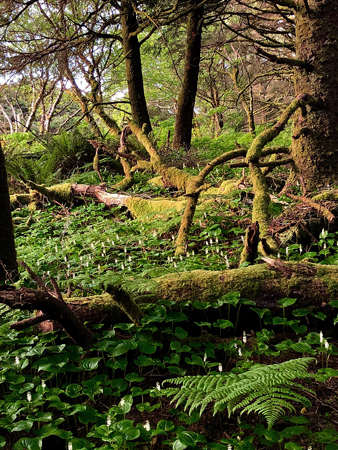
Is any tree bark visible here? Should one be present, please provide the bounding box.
[172,1,204,151]
[292,0,338,189]
[121,0,152,134]
[0,143,18,281]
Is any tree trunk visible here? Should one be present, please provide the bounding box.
[0,143,18,281]
[121,0,152,134]
[292,0,338,189]
[172,1,204,151]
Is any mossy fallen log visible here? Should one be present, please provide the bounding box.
[30,262,338,320]
[2,262,337,334]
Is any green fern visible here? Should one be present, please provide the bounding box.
[163,358,315,428]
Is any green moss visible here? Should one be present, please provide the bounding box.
[49,183,73,203]
[155,264,274,303]
[162,166,191,191]
[125,196,187,221]
[312,190,338,201]
[147,176,165,187]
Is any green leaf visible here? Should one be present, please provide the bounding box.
[78,406,99,424]
[137,341,157,354]
[281,426,308,438]
[13,437,42,450]
[264,429,282,443]
[124,428,140,441]
[109,341,137,357]
[250,307,269,318]
[284,443,303,450]
[157,420,175,432]
[329,300,338,308]
[278,298,297,308]
[125,373,144,382]
[11,420,34,433]
[80,358,101,370]
[177,431,198,446]
[174,327,188,339]
[172,440,187,450]
[314,429,338,444]
[0,436,5,448]
[292,308,311,317]
[326,444,338,450]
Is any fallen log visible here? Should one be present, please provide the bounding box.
[1,261,337,332]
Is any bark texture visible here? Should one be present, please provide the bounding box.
[121,0,152,134]
[292,0,338,189]
[0,143,18,281]
[172,1,204,151]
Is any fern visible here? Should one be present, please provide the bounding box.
[163,358,315,428]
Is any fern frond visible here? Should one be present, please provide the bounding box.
[163,357,315,428]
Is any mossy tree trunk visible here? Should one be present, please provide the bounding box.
[0,143,18,281]
[121,0,152,134]
[292,0,338,189]
[172,1,204,151]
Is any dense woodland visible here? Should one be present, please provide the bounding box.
[0,0,338,449]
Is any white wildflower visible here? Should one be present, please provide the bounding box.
[143,420,150,431]
[205,248,208,255]
[156,382,161,391]
[325,340,329,350]
[192,250,195,256]
[241,236,245,243]
[299,244,302,254]
[119,398,125,407]
[319,331,324,344]
[111,240,115,246]
[243,331,247,344]
[218,363,223,372]
[121,263,125,270]
[277,252,280,259]
[228,445,232,450]
[210,238,213,245]
[286,246,289,256]
[107,415,112,427]
[323,243,327,249]
[41,380,46,389]
[238,348,242,357]
[203,353,207,363]
[68,443,73,450]
[91,243,95,249]
[27,391,32,402]
[124,247,127,253]
[180,255,183,261]
[97,264,100,270]
[128,256,132,262]
[15,356,20,365]
[116,234,119,240]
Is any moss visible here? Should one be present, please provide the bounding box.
[155,264,276,303]
[147,176,165,187]
[10,193,35,207]
[162,166,191,191]
[125,196,186,221]
[312,190,338,201]
[49,183,73,204]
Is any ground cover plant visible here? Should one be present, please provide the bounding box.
[1,162,338,448]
